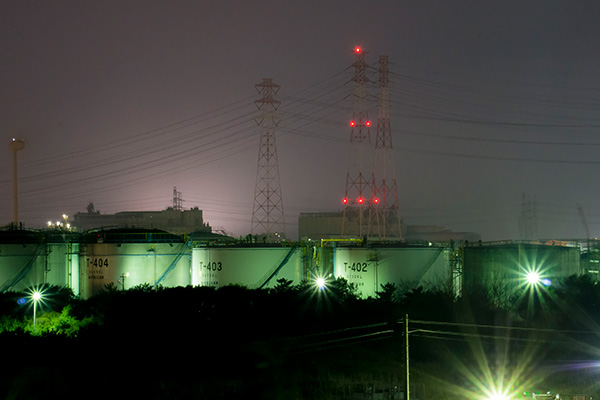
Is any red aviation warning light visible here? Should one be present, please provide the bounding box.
[350,120,356,127]
[365,120,371,127]
[373,197,379,204]
[342,197,348,205]
[354,46,362,54]
[357,197,364,204]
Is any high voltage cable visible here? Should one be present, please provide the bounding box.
[11,70,349,199]
[397,129,600,147]
[409,319,600,335]
[276,123,600,164]
[386,68,600,128]
[389,96,600,128]
[391,83,600,116]
[21,129,258,198]
[392,61,600,94]
[274,316,593,354]
[410,329,571,345]
[396,111,600,129]
[279,322,391,342]
[295,320,597,354]
[25,96,258,167]
[397,146,600,165]
[19,129,257,199]
[20,114,257,185]
[292,330,395,354]
[391,70,600,105]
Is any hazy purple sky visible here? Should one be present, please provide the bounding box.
[2,0,600,240]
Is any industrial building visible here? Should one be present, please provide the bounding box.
[73,201,211,234]
[299,211,481,243]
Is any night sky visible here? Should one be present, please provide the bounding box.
[2,0,600,241]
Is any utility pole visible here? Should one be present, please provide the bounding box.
[405,314,410,400]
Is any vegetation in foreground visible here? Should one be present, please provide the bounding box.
[1,275,599,399]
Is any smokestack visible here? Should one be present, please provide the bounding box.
[9,138,25,226]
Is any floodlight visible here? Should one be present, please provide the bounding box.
[316,277,326,289]
[525,270,541,285]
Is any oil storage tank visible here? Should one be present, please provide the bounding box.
[80,229,190,299]
[334,245,452,298]
[191,245,302,289]
[0,230,79,294]
[462,242,580,297]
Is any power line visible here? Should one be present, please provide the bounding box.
[397,146,600,165]
[409,319,600,335]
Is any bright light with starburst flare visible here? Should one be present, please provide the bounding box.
[486,389,511,400]
[525,270,541,286]
[316,277,326,290]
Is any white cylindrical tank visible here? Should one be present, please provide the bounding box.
[334,246,451,298]
[0,238,78,293]
[0,243,45,292]
[191,246,301,289]
[81,242,190,299]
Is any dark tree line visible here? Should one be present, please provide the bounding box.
[1,275,600,399]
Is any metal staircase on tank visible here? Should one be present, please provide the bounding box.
[154,242,191,287]
[256,246,299,289]
[0,244,45,292]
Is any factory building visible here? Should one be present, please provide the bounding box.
[298,211,480,243]
[73,202,211,234]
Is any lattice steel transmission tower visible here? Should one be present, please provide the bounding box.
[172,186,183,211]
[251,78,286,239]
[342,46,374,238]
[370,55,402,240]
[519,193,538,240]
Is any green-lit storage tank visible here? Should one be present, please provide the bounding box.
[191,246,302,289]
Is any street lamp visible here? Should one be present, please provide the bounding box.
[32,291,41,326]
[119,272,129,290]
